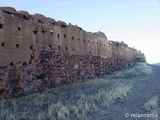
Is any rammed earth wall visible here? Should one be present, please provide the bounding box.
[0,7,146,98]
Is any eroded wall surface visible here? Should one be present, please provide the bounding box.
[0,7,145,98]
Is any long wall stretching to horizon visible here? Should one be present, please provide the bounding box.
[0,7,145,99]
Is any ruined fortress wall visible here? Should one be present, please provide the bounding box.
[0,7,145,99]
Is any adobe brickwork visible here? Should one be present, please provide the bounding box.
[0,7,145,99]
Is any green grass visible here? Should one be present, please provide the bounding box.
[0,62,152,120]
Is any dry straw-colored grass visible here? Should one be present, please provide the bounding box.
[143,95,160,114]
[0,62,152,120]
[112,62,152,79]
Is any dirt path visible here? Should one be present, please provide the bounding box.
[88,65,160,120]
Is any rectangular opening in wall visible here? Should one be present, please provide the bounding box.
[16,44,19,48]
[30,45,33,50]
[1,43,5,47]
[33,30,38,34]
[0,23,3,29]
[48,45,52,49]
[18,27,21,31]
[57,34,60,40]
[65,47,68,51]
[61,24,67,28]
[23,15,29,20]
[42,30,45,34]
[50,30,53,35]
[10,62,14,66]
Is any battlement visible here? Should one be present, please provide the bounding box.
[0,7,145,99]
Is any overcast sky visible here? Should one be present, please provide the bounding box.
[0,0,160,63]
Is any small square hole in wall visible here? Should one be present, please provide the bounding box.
[65,47,68,51]
[30,45,33,50]
[10,62,14,66]
[16,44,19,48]
[42,30,45,34]
[1,43,5,47]
[61,24,67,28]
[0,23,3,29]
[33,30,38,34]
[50,31,53,35]
[22,62,27,66]
[18,27,21,31]
[57,34,60,39]
[49,45,52,48]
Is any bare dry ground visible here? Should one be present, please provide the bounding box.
[0,62,159,120]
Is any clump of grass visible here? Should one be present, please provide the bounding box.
[143,95,160,112]
[0,78,132,119]
[112,62,152,79]
[47,80,132,119]
[154,63,160,67]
